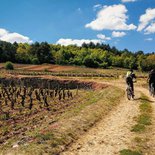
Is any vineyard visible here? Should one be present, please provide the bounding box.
[0,75,111,154]
[0,64,153,155]
[0,78,78,144]
[0,84,76,112]
[0,70,116,78]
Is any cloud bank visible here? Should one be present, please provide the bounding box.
[56,38,102,46]
[0,28,33,43]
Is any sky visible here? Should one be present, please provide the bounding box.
[0,0,155,53]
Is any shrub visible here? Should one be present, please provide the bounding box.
[83,56,99,68]
[5,61,14,70]
[31,58,40,64]
[100,62,108,69]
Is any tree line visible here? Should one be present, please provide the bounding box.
[0,40,155,71]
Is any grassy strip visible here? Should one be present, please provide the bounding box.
[120,94,152,155]
[131,95,152,133]
[1,86,124,155]
[120,149,142,155]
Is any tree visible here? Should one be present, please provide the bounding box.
[16,43,31,63]
[0,41,16,62]
[29,42,53,64]
[83,55,99,68]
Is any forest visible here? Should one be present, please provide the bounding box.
[0,40,155,71]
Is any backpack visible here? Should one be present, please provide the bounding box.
[126,71,132,78]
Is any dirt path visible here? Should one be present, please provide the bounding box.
[61,83,142,155]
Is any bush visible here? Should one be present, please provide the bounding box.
[5,61,14,70]
[100,62,108,69]
[31,58,40,64]
[83,56,99,68]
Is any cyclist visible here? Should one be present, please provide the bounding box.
[126,69,136,97]
[147,69,155,95]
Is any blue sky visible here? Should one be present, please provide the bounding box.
[0,0,155,52]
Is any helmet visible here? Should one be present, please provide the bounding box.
[130,69,133,72]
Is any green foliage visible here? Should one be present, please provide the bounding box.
[0,41,16,62]
[100,62,108,69]
[29,42,53,64]
[0,40,155,71]
[5,61,14,70]
[83,55,99,68]
[31,57,40,64]
[15,43,31,63]
[112,56,123,67]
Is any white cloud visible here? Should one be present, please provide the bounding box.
[137,8,155,33]
[56,38,102,46]
[112,31,126,37]
[93,4,102,11]
[145,38,153,41]
[122,0,136,3]
[97,34,111,40]
[144,22,155,34]
[0,28,32,43]
[0,28,8,37]
[85,4,137,31]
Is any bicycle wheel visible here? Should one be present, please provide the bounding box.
[152,85,155,97]
[150,83,155,97]
[126,87,131,100]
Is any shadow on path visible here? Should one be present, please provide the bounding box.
[134,97,154,103]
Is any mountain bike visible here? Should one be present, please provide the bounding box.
[150,83,155,97]
[126,85,134,100]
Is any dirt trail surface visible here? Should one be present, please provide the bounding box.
[62,82,142,155]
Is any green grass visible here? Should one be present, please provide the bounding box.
[35,133,54,141]
[131,124,146,132]
[131,95,152,133]
[137,114,151,125]
[120,149,142,155]
[139,102,152,114]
